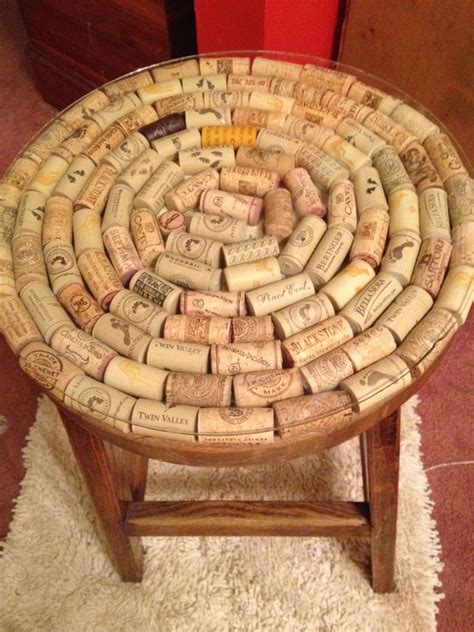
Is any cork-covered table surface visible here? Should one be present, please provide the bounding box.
[0,51,472,456]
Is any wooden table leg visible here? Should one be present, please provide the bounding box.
[60,412,144,582]
[365,408,401,593]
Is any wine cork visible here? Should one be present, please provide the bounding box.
[233,367,303,407]
[103,225,143,285]
[164,314,231,345]
[151,128,201,161]
[50,324,116,379]
[271,293,335,340]
[72,209,103,257]
[88,93,141,130]
[184,107,231,129]
[246,220,265,239]
[350,208,389,269]
[14,190,46,235]
[291,81,324,108]
[102,356,167,401]
[157,209,186,237]
[281,315,353,368]
[248,91,296,114]
[389,103,439,142]
[411,237,452,298]
[77,249,123,309]
[199,189,262,225]
[376,284,433,343]
[399,140,444,193]
[165,372,232,407]
[445,174,474,226]
[222,235,279,267]
[340,354,411,412]
[418,188,450,242]
[114,102,159,135]
[166,230,223,267]
[201,125,257,148]
[180,290,246,317]
[423,132,468,182]
[22,119,71,165]
[131,399,197,441]
[82,125,126,165]
[155,251,221,292]
[340,325,397,371]
[372,146,414,196]
[140,112,186,143]
[181,73,227,93]
[147,337,209,373]
[335,118,386,158]
[92,313,152,362]
[0,196,17,246]
[133,160,184,211]
[74,163,118,214]
[256,128,304,156]
[164,167,220,212]
[435,266,473,324]
[3,156,39,192]
[264,188,294,244]
[219,166,280,197]
[246,273,314,317]
[362,110,416,153]
[188,212,248,244]
[320,134,371,174]
[320,258,376,311]
[295,144,349,189]
[103,70,152,98]
[129,269,182,312]
[384,234,421,292]
[54,119,102,163]
[102,132,149,173]
[227,74,271,92]
[347,81,401,115]
[19,341,83,399]
[278,215,327,275]
[102,183,134,232]
[319,92,373,122]
[283,167,326,218]
[450,222,474,268]
[235,146,295,178]
[0,295,42,353]
[136,78,183,105]
[43,239,82,294]
[64,375,135,432]
[28,155,69,198]
[109,289,167,336]
[12,232,48,291]
[300,348,354,394]
[57,282,104,334]
[152,58,200,81]
[211,340,282,375]
[117,148,162,193]
[199,56,250,75]
[232,106,286,131]
[59,89,109,130]
[282,116,333,147]
[253,56,302,80]
[129,208,164,267]
[352,166,388,213]
[327,180,357,233]
[340,272,403,333]
[42,195,73,245]
[305,225,354,287]
[388,188,420,237]
[197,406,274,444]
[178,146,235,175]
[0,244,15,296]
[273,391,353,438]
[223,257,282,292]
[232,315,274,343]
[200,88,248,109]
[395,307,458,370]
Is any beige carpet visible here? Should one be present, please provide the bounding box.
[0,395,442,631]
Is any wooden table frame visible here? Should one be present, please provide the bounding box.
[53,354,443,594]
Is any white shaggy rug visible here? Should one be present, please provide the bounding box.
[0,395,443,632]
